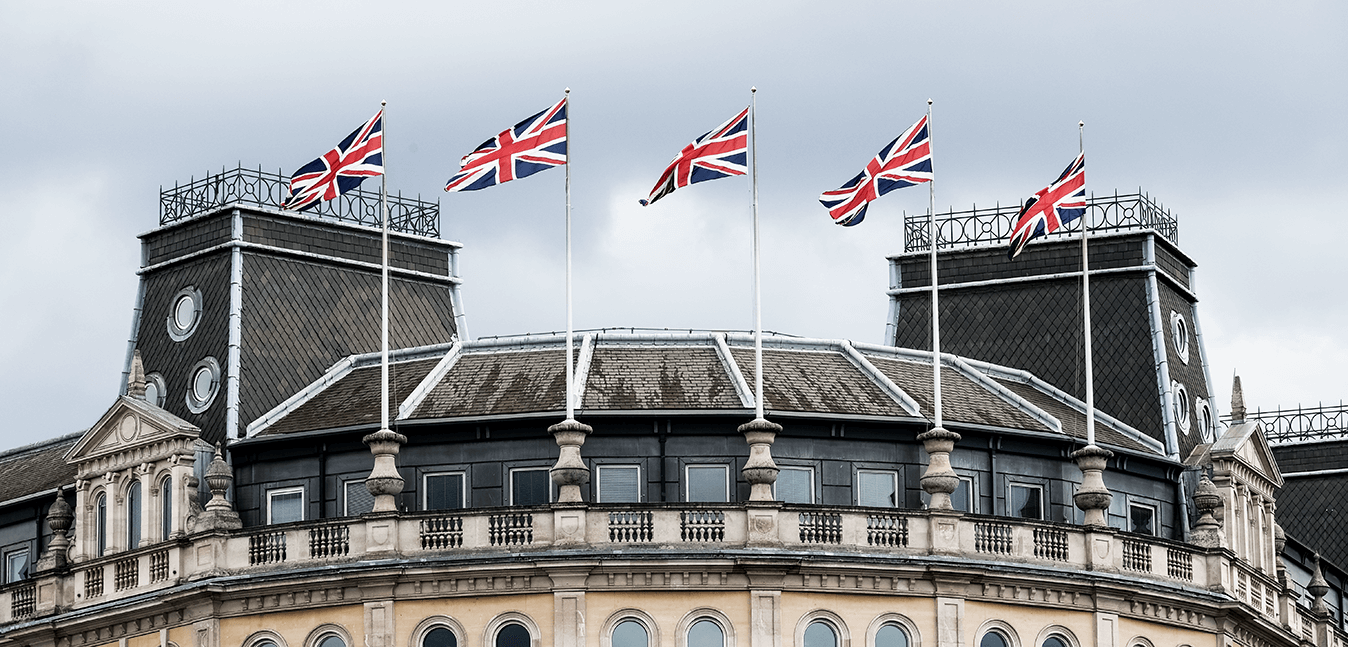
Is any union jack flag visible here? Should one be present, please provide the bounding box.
[818,115,932,227]
[1007,152,1086,259]
[283,110,383,212]
[445,98,567,192]
[639,107,749,207]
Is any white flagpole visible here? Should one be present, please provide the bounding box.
[751,87,764,420]
[927,99,941,430]
[380,100,390,433]
[1079,121,1094,447]
[565,88,574,421]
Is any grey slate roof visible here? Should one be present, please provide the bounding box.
[0,432,80,504]
[247,331,1165,458]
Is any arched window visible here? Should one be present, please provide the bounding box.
[804,622,837,647]
[318,636,346,647]
[875,624,908,647]
[496,623,530,647]
[95,493,107,556]
[613,620,649,647]
[160,475,173,540]
[423,627,456,647]
[981,631,1009,647]
[255,641,277,647]
[1042,637,1068,647]
[127,481,143,548]
[688,620,724,647]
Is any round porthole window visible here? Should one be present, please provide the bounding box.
[144,372,167,408]
[1170,311,1190,364]
[167,287,203,342]
[1172,381,1191,435]
[185,357,221,414]
[1196,397,1214,443]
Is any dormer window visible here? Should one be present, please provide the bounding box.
[186,357,222,414]
[1170,311,1191,364]
[167,287,203,342]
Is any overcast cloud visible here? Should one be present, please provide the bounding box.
[1,1,1345,452]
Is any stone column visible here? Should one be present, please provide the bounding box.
[1188,474,1224,548]
[1072,445,1114,527]
[364,430,407,513]
[196,446,241,531]
[739,418,781,502]
[919,427,961,510]
[549,419,593,503]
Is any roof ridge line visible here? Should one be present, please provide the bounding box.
[398,341,463,420]
[714,333,756,409]
[246,356,358,438]
[840,341,922,417]
[946,356,1062,435]
[571,333,597,412]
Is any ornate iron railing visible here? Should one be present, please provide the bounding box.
[159,165,440,237]
[1225,404,1348,445]
[903,191,1178,253]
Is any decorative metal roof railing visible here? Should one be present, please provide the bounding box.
[1224,403,1348,445]
[159,164,440,237]
[903,191,1177,253]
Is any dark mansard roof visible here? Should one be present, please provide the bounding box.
[245,331,1165,457]
[0,432,80,503]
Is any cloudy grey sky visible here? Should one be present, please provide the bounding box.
[1,1,1345,453]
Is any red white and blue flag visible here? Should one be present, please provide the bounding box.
[283,110,384,212]
[818,115,932,227]
[639,107,749,207]
[1007,152,1087,259]
[445,98,568,192]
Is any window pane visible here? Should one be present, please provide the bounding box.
[688,620,724,647]
[5,550,29,583]
[1043,637,1068,647]
[858,471,897,508]
[776,467,813,504]
[612,620,648,647]
[128,481,142,547]
[981,632,1008,647]
[1009,484,1042,519]
[804,622,837,647]
[424,627,457,647]
[96,494,107,556]
[426,474,465,510]
[345,481,375,516]
[876,625,908,647]
[512,470,551,506]
[952,478,971,513]
[161,477,173,539]
[319,636,346,647]
[599,466,640,503]
[687,466,728,503]
[1130,505,1155,535]
[496,623,530,647]
[270,490,303,524]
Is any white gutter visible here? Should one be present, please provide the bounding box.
[1146,234,1181,459]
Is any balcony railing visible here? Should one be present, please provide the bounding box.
[159,165,440,237]
[903,191,1178,253]
[1224,404,1348,445]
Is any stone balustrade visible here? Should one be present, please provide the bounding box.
[0,502,1342,647]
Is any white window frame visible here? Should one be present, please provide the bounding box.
[953,475,975,513]
[343,479,374,517]
[773,466,815,504]
[1007,482,1045,520]
[4,547,29,584]
[856,469,899,508]
[508,467,553,506]
[596,464,642,503]
[422,471,468,510]
[1128,501,1159,536]
[684,464,731,503]
[267,486,305,525]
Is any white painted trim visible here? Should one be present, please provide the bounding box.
[571,333,596,412]
[714,333,756,409]
[421,472,467,510]
[855,469,899,508]
[885,263,1200,303]
[840,341,922,416]
[948,356,1061,434]
[773,465,815,504]
[1146,235,1180,458]
[1282,468,1348,478]
[595,464,642,503]
[684,464,731,503]
[266,486,305,525]
[136,240,462,285]
[398,342,462,420]
[226,210,244,440]
[508,467,553,506]
[141,201,460,248]
[247,357,357,437]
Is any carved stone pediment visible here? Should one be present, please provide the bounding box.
[65,396,201,479]
[1210,421,1284,496]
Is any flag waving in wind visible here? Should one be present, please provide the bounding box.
[283,110,384,211]
[639,107,749,206]
[1007,152,1086,259]
[818,115,932,227]
[445,98,568,192]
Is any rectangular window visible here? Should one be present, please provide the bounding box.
[686,465,730,503]
[1130,503,1157,535]
[267,487,304,525]
[1008,483,1044,520]
[344,480,375,516]
[857,470,898,508]
[775,467,814,504]
[597,465,641,503]
[510,468,552,506]
[4,548,28,584]
[952,477,973,513]
[424,472,466,511]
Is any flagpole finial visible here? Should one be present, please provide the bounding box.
[1079,120,1084,128]
[751,86,757,93]
[927,98,933,105]
[381,100,387,107]
[565,87,570,95]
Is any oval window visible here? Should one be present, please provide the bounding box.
[144,372,167,408]
[1172,381,1191,435]
[185,357,221,414]
[166,287,203,342]
[1170,311,1190,364]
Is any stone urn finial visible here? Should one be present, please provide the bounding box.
[363,429,408,513]
[1310,554,1332,617]
[1188,473,1224,547]
[549,418,593,503]
[34,490,74,572]
[197,444,241,530]
[918,426,962,510]
[1072,445,1114,527]
[739,418,782,502]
